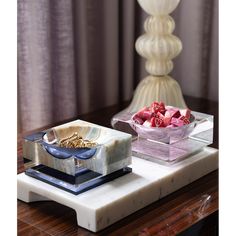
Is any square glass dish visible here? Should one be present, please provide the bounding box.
[23,119,132,176]
[111,110,213,165]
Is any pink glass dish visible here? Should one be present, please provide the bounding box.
[129,114,196,144]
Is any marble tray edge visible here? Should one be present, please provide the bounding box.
[17,147,218,232]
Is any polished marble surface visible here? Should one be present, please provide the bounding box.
[18,147,218,232]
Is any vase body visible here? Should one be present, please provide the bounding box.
[128,0,186,112]
[111,0,187,128]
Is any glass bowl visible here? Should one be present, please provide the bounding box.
[23,121,132,176]
[42,126,101,160]
[129,114,196,144]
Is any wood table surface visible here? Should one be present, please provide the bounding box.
[17,96,218,236]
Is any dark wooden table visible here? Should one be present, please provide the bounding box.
[17,96,218,236]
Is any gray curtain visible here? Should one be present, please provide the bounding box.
[18,0,218,133]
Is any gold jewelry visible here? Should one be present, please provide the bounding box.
[58,132,97,148]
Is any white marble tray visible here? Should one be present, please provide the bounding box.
[17,147,218,232]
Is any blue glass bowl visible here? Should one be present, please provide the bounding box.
[42,127,101,160]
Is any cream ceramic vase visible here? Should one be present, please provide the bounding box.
[128,0,186,112]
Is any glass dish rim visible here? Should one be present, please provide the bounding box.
[130,114,196,131]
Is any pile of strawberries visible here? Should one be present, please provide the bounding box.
[132,101,191,128]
